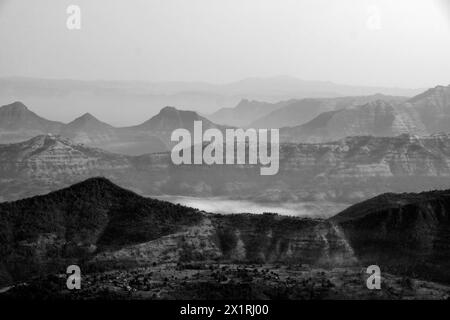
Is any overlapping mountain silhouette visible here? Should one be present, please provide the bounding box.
[0,103,225,155]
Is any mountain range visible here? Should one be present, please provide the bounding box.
[2,84,450,155]
[280,100,427,143]
[208,86,450,141]
[1,84,450,204]
[3,133,450,205]
[1,178,450,294]
[2,81,450,299]
[247,94,408,129]
[275,85,450,142]
[0,76,422,126]
[0,103,224,155]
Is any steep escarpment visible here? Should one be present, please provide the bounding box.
[94,213,355,268]
[0,134,133,201]
[4,133,450,204]
[141,133,450,203]
[332,189,450,283]
[211,214,355,265]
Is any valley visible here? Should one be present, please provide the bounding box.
[153,195,349,218]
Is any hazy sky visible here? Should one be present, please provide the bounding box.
[0,0,449,88]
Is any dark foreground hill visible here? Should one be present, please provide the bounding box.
[332,189,450,283]
[0,178,354,289]
[1,179,450,299]
[0,177,202,286]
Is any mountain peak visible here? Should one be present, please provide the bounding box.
[156,106,200,118]
[64,112,113,132]
[80,112,95,119]
[64,176,125,194]
[0,101,29,113]
[159,106,178,114]
[154,106,201,120]
[0,101,63,138]
[134,106,218,132]
[72,112,101,123]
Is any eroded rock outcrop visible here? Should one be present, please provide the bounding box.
[94,214,356,268]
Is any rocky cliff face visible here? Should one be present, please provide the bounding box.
[0,135,132,201]
[3,133,450,203]
[134,133,450,203]
[94,214,356,269]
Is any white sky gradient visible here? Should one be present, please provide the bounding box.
[0,0,449,88]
